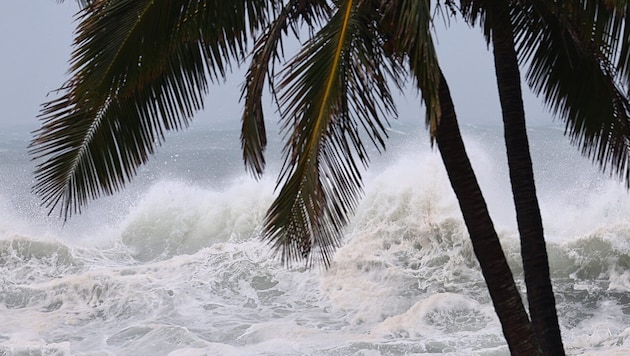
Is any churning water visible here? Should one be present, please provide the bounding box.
[0,120,628,355]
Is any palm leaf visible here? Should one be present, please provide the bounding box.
[241,0,332,178]
[262,0,400,267]
[512,1,630,185]
[592,1,630,85]
[31,0,272,217]
[382,0,441,137]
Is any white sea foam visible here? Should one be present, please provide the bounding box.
[118,178,274,261]
[0,125,628,354]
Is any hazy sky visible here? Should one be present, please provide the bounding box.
[0,1,551,133]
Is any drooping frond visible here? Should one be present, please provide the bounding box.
[459,0,491,43]
[512,1,630,185]
[262,0,400,267]
[380,0,441,138]
[31,0,273,218]
[241,0,332,178]
[596,1,630,86]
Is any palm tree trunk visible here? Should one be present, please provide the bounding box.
[435,71,542,355]
[487,2,565,355]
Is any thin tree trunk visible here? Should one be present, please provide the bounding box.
[488,2,565,355]
[435,71,542,355]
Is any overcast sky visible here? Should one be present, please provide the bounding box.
[0,1,551,133]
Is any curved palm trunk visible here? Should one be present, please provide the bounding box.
[435,71,541,355]
[488,2,564,355]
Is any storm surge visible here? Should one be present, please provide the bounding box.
[0,124,628,355]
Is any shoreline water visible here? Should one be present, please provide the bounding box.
[0,122,628,355]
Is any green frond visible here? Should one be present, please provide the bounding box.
[513,1,630,185]
[262,0,400,267]
[241,0,332,178]
[381,0,441,139]
[31,0,273,218]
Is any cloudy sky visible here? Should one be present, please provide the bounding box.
[0,1,551,133]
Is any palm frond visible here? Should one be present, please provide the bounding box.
[31,0,273,217]
[513,1,630,185]
[459,0,491,43]
[381,0,441,138]
[241,0,332,178]
[262,0,400,267]
[593,1,630,86]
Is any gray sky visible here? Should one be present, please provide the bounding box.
[1,1,75,130]
[0,2,551,133]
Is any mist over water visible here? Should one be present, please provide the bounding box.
[0,121,628,355]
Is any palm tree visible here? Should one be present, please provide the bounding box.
[434,71,540,354]
[31,0,545,352]
[252,0,540,351]
[461,1,630,354]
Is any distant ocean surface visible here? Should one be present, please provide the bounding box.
[0,120,628,355]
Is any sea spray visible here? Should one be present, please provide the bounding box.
[0,124,628,354]
[119,178,273,262]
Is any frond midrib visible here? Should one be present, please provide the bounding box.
[293,0,354,213]
[62,1,158,209]
[296,0,353,176]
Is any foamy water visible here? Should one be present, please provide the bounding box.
[0,123,628,355]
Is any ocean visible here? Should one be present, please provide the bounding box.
[0,120,628,355]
